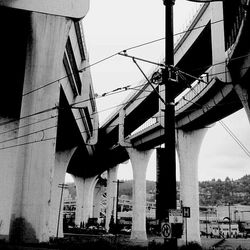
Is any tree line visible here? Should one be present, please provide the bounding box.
[118,175,250,206]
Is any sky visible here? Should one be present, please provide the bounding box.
[67,0,250,183]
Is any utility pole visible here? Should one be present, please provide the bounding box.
[228,203,231,237]
[163,0,176,211]
[56,183,68,238]
[161,0,221,246]
[113,180,124,233]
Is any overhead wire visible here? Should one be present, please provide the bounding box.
[1,12,249,150]
[20,17,225,98]
[0,98,248,151]
[1,50,250,146]
[0,80,249,151]
[180,75,250,158]
[2,54,250,148]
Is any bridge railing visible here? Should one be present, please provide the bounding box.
[130,69,213,138]
[130,117,158,136]
[175,70,211,112]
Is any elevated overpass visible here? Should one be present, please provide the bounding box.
[95,0,250,164]
[90,0,250,242]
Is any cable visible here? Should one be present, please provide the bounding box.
[220,120,250,157]
[0,137,55,151]
[0,106,57,128]
[183,81,250,158]
[0,95,249,151]
[1,51,250,143]
[2,45,250,146]
[0,67,249,149]
[0,64,249,145]
[19,17,225,98]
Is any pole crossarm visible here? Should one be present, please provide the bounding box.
[131,58,166,105]
[118,51,166,67]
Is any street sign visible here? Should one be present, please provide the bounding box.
[182,207,191,218]
[169,209,183,223]
[161,223,171,238]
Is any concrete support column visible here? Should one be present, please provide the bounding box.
[234,84,250,123]
[93,183,105,221]
[9,13,72,243]
[127,148,153,242]
[176,128,208,244]
[48,148,76,238]
[0,119,19,240]
[105,166,118,231]
[73,175,98,227]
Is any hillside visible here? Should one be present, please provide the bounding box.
[119,175,250,205]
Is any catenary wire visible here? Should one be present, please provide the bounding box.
[21,18,225,97]
[1,57,250,141]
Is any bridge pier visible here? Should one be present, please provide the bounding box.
[0,119,19,240]
[234,84,250,123]
[126,148,153,242]
[9,13,72,243]
[176,128,208,244]
[48,149,76,238]
[73,175,98,227]
[105,166,118,231]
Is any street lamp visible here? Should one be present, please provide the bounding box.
[228,203,231,237]
[113,179,124,233]
[57,183,69,238]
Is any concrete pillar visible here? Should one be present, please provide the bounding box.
[73,175,98,227]
[9,13,72,243]
[176,128,208,244]
[105,166,118,231]
[93,183,105,221]
[234,84,250,123]
[0,119,19,240]
[127,148,153,241]
[48,148,76,238]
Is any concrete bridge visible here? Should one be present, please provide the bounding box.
[95,0,250,244]
[0,0,250,246]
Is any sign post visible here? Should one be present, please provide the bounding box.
[182,207,191,245]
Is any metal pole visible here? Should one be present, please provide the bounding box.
[113,180,123,233]
[185,217,188,246]
[115,180,120,227]
[56,183,67,238]
[206,212,208,238]
[228,203,231,237]
[163,0,176,211]
[163,1,177,248]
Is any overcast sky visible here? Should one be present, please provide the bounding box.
[66,0,250,182]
